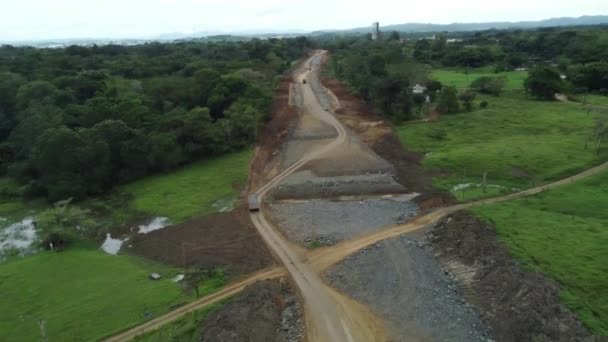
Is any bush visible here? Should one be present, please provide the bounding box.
[470,76,506,96]
[459,90,477,112]
[524,66,564,100]
[428,128,447,141]
[480,100,489,109]
[437,86,460,114]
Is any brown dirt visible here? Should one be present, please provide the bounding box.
[249,74,298,191]
[321,76,439,195]
[200,280,283,341]
[127,206,275,278]
[429,211,596,342]
[200,279,299,342]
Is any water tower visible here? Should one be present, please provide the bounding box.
[371,22,380,40]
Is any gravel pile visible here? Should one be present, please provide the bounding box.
[277,282,304,342]
[269,197,418,244]
[325,235,492,342]
[272,171,405,199]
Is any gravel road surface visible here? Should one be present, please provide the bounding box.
[269,196,418,245]
[325,235,492,341]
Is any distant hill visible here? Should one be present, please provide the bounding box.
[313,15,608,35]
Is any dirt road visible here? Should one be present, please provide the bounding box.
[250,51,387,342]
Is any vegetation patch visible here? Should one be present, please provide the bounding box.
[431,68,527,90]
[0,249,192,341]
[398,92,606,199]
[133,302,225,342]
[117,150,251,223]
[472,170,608,335]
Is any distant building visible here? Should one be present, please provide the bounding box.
[412,84,427,94]
[371,22,380,40]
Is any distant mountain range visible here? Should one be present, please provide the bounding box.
[313,15,608,35]
[4,15,607,47]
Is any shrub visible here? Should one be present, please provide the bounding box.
[480,100,489,109]
[524,66,564,100]
[459,90,477,112]
[437,86,460,114]
[470,76,506,96]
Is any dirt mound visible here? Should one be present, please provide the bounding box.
[321,76,435,194]
[128,206,274,278]
[200,279,303,342]
[414,191,456,211]
[249,74,298,191]
[429,211,595,342]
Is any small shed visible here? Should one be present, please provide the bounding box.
[149,273,161,280]
[412,84,427,94]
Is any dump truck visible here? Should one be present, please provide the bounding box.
[248,194,260,212]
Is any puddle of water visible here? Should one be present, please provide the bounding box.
[0,217,37,253]
[138,217,170,234]
[100,234,126,255]
[172,274,185,282]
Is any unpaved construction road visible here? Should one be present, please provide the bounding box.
[250,52,388,342]
[105,51,608,341]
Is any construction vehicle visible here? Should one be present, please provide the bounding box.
[248,195,260,212]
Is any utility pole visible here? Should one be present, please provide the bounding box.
[482,172,488,194]
[181,242,187,273]
[462,167,467,200]
[39,320,47,342]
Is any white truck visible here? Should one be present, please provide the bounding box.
[248,195,260,212]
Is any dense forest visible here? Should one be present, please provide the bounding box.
[322,26,608,119]
[0,38,313,200]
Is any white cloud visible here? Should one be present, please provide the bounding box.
[0,0,606,40]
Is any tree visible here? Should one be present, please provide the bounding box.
[387,31,400,41]
[413,39,431,62]
[426,80,443,101]
[470,76,506,96]
[193,68,221,106]
[31,127,109,200]
[524,66,563,100]
[437,86,460,113]
[15,81,61,109]
[459,90,477,112]
[0,72,25,117]
[146,132,183,171]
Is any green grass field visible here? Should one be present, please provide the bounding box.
[431,68,527,90]
[472,170,608,335]
[117,150,251,223]
[0,151,247,340]
[0,249,189,341]
[582,94,608,107]
[398,92,606,200]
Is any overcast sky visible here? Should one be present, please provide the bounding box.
[1,0,606,41]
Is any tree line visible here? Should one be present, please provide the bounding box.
[320,25,607,119]
[0,38,314,201]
